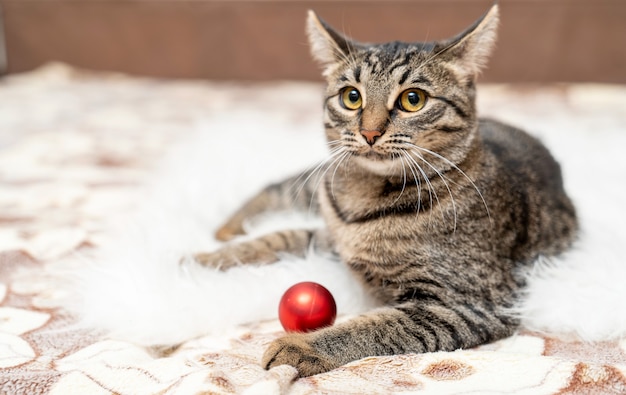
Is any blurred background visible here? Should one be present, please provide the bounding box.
[0,0,624,83]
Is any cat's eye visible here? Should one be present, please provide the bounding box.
[397,89,427,112]
[339,87,362,110]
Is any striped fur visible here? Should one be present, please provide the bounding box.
[194,5,578,377]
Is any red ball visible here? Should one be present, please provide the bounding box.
[278,282,337,333]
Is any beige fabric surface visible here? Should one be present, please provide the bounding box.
[1,64,625,394]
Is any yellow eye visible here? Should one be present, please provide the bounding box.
[339,87,362,110]
[397,89,427,112]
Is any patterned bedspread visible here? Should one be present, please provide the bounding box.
[1,64,625,394]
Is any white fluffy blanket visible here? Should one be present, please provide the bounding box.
[1,64,626,394]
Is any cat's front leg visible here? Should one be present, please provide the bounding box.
[262,308,417,377]
[194,228,331,270]
[215,170,322,242]
[213,190,275,242]
[262,301,517,377]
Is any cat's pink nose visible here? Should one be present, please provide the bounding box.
[360,130,382,145]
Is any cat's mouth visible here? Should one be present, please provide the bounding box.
[361,150,386,160]
[356,145,396,161]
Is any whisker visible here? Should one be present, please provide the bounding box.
[290,145,346,204]
[400,151,424,220]
[326,139,343,147]
[404,151,442,226]
[289,145,343,193]
[409,148,458,231]
[389,153,409,206]
[330,151,352,201]
[308,148,353,214]
[409,144,491,223]
[407,154,424,215]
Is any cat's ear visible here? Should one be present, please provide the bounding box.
[306,11,359,75]
[437,4,499,80]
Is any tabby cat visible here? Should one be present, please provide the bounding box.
[193,4,578,377]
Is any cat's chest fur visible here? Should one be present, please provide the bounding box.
[316,159,477,267]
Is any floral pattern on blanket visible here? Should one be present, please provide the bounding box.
[1,64,625,394]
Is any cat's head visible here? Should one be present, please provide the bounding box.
[307,5,498,176]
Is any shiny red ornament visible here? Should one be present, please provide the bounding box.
[278,282,337,333]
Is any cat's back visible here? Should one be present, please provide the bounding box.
[476,118,578,260]
[478,118,564,193]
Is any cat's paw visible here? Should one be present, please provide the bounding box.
[193,242,279,270]
[192,251,239,271]
[262,334,339,377]
[215,223,245,241]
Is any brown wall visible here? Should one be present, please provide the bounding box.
[1,0,624,83]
